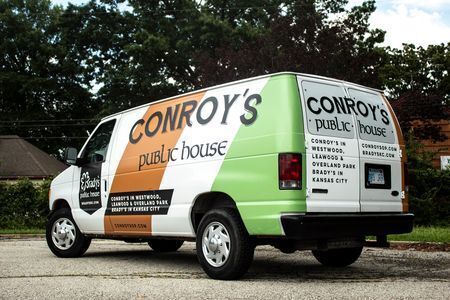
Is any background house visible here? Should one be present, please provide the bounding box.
[391,93,449,170]
[0,136,67,183]
[418,120,450,170]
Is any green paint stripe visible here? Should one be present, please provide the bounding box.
[212,74,306,235]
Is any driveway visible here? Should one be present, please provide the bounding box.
[0,238,448,299]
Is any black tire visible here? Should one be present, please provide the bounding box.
[148,239,184,252]
[312,246,363,267]
[196,208,254,280]
[46,207,91,258]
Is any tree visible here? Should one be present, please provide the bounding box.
[0,0,100,156]
[94,0,389,111]
[384,44,449,142]
[96,0,202,115]
[192,0,386,88]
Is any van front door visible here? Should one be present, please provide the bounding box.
[297,76,361,212]
[71,119,117,233]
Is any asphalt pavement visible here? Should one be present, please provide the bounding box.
[0,238,448,299]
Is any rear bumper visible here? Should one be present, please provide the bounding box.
[281,213,414,239]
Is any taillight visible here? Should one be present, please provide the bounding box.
[279,153,302,189]
[403,162,409,192]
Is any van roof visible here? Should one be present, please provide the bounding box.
[101,72,383,121]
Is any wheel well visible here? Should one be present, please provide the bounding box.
[191,192,238,233]
[52,199,70,211]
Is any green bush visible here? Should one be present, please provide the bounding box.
[0,178,50,229]
[406,136,450,226]
[409,168,450,226]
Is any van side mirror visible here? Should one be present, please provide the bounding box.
[92,153,104,163]
[64,147,78,165]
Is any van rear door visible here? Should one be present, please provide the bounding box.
[297,76,361,212]
[345,86,403,212]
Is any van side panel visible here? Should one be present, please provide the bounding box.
[152,78,270,236]
[104,78,273,237]
[104,92,206,236]
[211,75,306,236]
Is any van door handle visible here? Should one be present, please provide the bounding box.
[103,179,107,192]
[312,188,328,194]
[391,191,399,196]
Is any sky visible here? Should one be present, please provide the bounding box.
[52,0,450,48]
[348,0,450,48]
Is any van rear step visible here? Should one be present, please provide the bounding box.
[281,213,414,240]
[272,237,364,253]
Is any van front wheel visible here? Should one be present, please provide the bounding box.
[196,208,254,280]
[312,246,363,267]
[46,207,91,258]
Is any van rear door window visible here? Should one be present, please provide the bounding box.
[347,88,395,144]
[301,80,355,138]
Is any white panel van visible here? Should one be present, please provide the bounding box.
[47,73,414,279]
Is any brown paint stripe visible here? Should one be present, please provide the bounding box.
[104,91,206,235]
[381,94,409,212]
[105,215,152,236]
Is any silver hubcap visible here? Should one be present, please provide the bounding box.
[51,218,76,250]
[202,222,231,267]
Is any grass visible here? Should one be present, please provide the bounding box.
[0,228,45,234]
[386,226,450,243]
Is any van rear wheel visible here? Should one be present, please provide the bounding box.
[196,208,254,280]
[46,207,91,258]
[312,246,363,267]
[148,239,184,252]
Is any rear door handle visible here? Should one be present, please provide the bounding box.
[103,179,107,192]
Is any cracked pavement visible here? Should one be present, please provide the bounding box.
[0,238,448,299]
